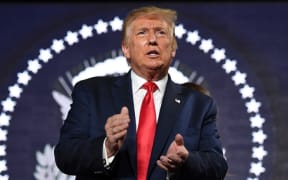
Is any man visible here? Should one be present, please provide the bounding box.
[54,6,228,180]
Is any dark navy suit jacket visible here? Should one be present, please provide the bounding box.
[54,71,228,180]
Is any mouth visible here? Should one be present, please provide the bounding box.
[146,50,159,57]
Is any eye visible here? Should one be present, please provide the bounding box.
[156,30,167,36]
[136,30,146,36]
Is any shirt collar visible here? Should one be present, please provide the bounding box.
[131,70,168,94]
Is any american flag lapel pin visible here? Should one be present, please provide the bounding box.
[174,98,181,104]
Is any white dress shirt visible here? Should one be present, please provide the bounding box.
[131,70,168,130]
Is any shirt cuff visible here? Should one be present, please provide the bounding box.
[166,171,175,180]
[102,137,116,168]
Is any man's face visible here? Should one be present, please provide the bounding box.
[122,15,176,80]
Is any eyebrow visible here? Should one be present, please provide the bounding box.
[136,26,167,32]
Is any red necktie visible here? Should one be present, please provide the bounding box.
[137,81,157,180]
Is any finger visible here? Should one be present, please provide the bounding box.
[157,160,168,171]
[167,154,183,165]
[113,129,128,141]
[160,156,174,167]
[160,156,177,171]
[175,133,184,146]
[167,148,188,166]
[158,156,172,169]
[108,116,130,131]
[113,107,130,125]
[111,122,129,134]
[157,160,176,172]
[107,129,128,145]
[120,106,129,115]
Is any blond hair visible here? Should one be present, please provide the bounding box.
[121,6,178,50]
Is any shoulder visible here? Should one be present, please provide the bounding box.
[180,82,217,108]
[181,82,210,96]
[75,75,114,87]
[75,73,125,87]
[72,73,128,93]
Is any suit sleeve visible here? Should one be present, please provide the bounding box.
[54,81,115,176]
[174,98,228,180]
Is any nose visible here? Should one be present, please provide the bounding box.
[148,33,157,45]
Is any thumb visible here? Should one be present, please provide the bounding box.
[120,106,129,115]
[175,133,184,146]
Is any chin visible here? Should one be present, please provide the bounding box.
[148,65,162,71]
[150,62,164,69]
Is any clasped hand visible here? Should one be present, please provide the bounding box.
[105,106,130,157]
[157,134,189,172]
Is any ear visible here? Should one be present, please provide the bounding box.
[171,49,176,58]
[121,43,130,59]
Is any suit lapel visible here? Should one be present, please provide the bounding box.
[148,77,184,176]
[111,72,137,175]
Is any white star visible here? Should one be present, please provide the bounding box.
[27,59,42,74]
[64,31,79,45]
[0,113,10,126]
[38,48,53,63]
[0,174,8,180]
[1,98,16,112]
[199,39,214,53]
[249,161,265,176]
[186,30,200,45]
[8,84,23,98]
[211,48,226,63]
[252,145,268,161]
[109,16,123,31]
[246,98,261,113]
[17,71,31,85]
[252,129,267,144]
[0,129,7,141]
[222,59,237,74]
[0,145,6,156]
[247,178,258,180]
[0,160,7,173]
[79,24,93,39]
[222,148,227,160]
[250,114,265,128]
[94,19,108,34]
[51,39,65,54]
[175,24,186,39]
[240,84,255,99]
[232,71,246,86]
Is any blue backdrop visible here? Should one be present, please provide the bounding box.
[0,2,287,180]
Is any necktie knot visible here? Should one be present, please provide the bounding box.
[142,81,157,93]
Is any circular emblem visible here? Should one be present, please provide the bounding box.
[0,15,273,180]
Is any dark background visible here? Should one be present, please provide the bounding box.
[0,2,287,180]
